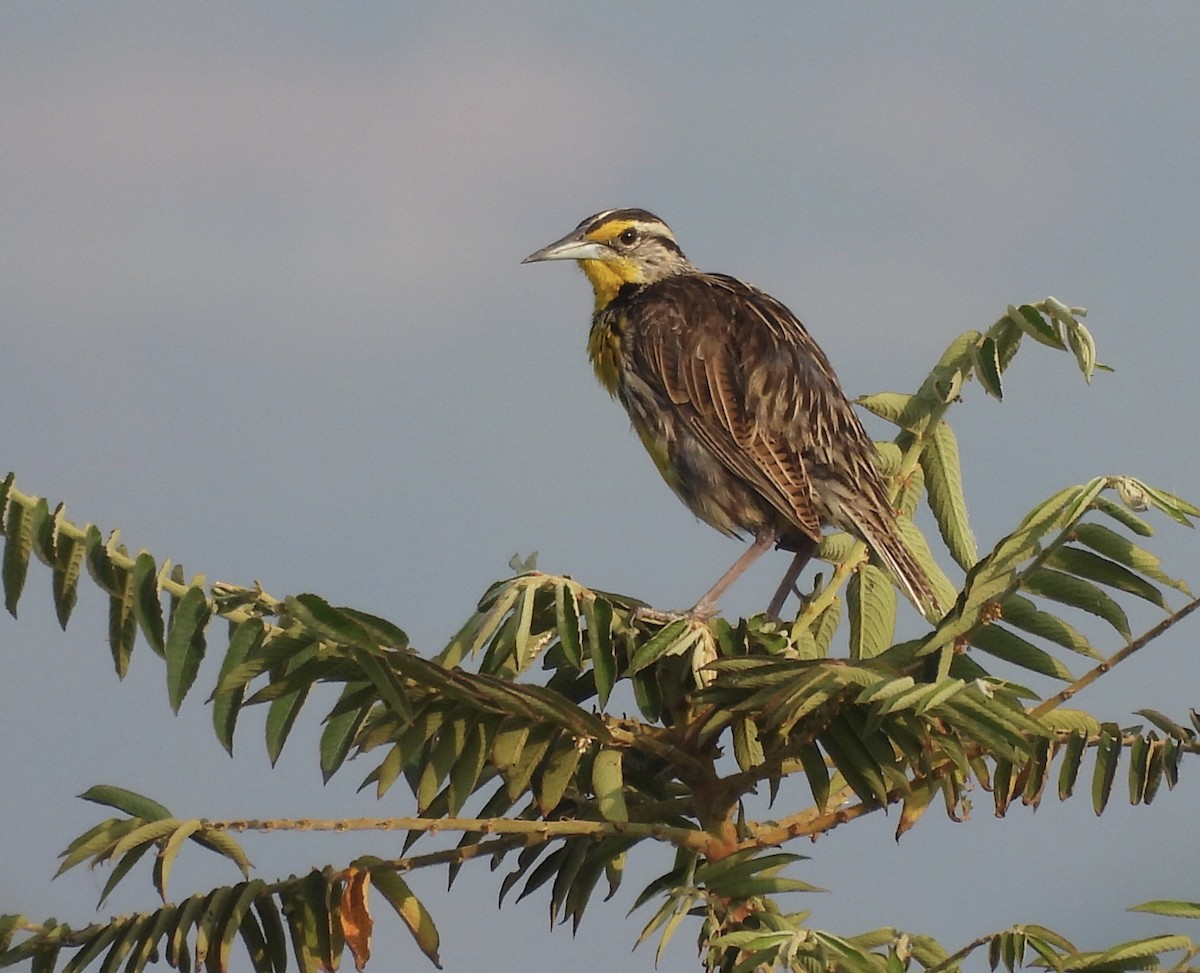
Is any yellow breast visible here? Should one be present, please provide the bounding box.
[587,313,624,396]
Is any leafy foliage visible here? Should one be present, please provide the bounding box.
[3,300,1200,973]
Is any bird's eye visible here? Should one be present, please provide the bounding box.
[618,228,639,246]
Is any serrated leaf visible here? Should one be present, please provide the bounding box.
[819,717,888,805]
[554,583,582,668]
[1092,724,1121,815]
[1047,545,1167,609]
[537,741,583,815]
[1073,523,1189,595]
[1064,319,1097,382]
[255,896,289,973]
[920,421,977,570]
[79,786,171,821]
[1008,304,1066,350]
[97,842,155,909]
[59,922,123,973]
[1021,568,1130,639]
[1091,495,1153,536]
[364,864,441,968]
[968,625,1073,680]
[798,743,830,813]
[164,586,211,713]
[1129,900,1200,919]
[131,552,166,656]
[212,619,265,756]
[592,749,628,822]
[847,564,896,659]
[629,618,700,673]
[52,519,87,629]
[731,717,764,772]
[2,495,33,617]
[320,692,371,783]
[446,721,489,815]
[856,392,935,432]
[153,820,205,901]
[583,597,615,708]
[349,646,413,725]
[999,593,1099,659]
[1095,934,1192,964]
[972,335,1004,399]
[265,686,310,767]
[190,828,252,878]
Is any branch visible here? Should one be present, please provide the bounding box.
[1030,594,1200,719]
[208,813,710,852]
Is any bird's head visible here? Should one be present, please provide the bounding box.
[523,208,695,309]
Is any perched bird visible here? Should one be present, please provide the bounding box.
[523,208,939,620]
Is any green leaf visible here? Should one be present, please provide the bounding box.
[592,748,628,822]
[349,646,413,725]
[1073,523,1189,595]
[1129,900,1200,919]
[446,721,489,815]
[164,586,211,713]
[537,741,584,815]
[319,690,371,783]
[1007,304,1066,350]
[1064,319,1097,382]
[583,597,615,708]
[286,593,375,648]
[999,593,1099,659]
[79,786,171,821]
[97,843,155,909]
[920,420,977,570]
[189,828,252,879]
[52,517,87,629]
[554,583,582,668]
[1094,934,1192,965]
[798,744,830,812]
[2,495,33,617]
[972,335,1003,399]
[628,618,693,673]
[265,686,310,767]
[1021,568,1130,639]
[968,626,1073,680]
[153,820,205,901]
[212,619,266,756]
[1057,731,1086,800]
[131,552,166,656]
[1045,545,1169,609]
[819,716,888,806]
[336,607,408,649]
[856,392,935,432]
[365,864,441,968]
[254,896,289,973]
[1091,495,1154,537]
[847,564,895,659]
[107,561,137,679]
[1092,723,1121,815]
[731,717,764,772]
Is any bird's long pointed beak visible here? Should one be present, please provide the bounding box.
[522,233,610,264]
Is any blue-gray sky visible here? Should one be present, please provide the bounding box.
[3,4,1199,970]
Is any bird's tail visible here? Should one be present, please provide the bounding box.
[848,508,944,622]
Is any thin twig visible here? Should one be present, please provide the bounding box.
[1031,595,1200,719]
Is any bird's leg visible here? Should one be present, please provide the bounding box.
[766,536,818,620]
[688,528,778,619]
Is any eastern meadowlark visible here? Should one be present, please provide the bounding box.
[523,208,940,620]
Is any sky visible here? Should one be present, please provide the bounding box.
[3,3,1200,970]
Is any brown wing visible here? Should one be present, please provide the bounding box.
[628,272,876,542]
